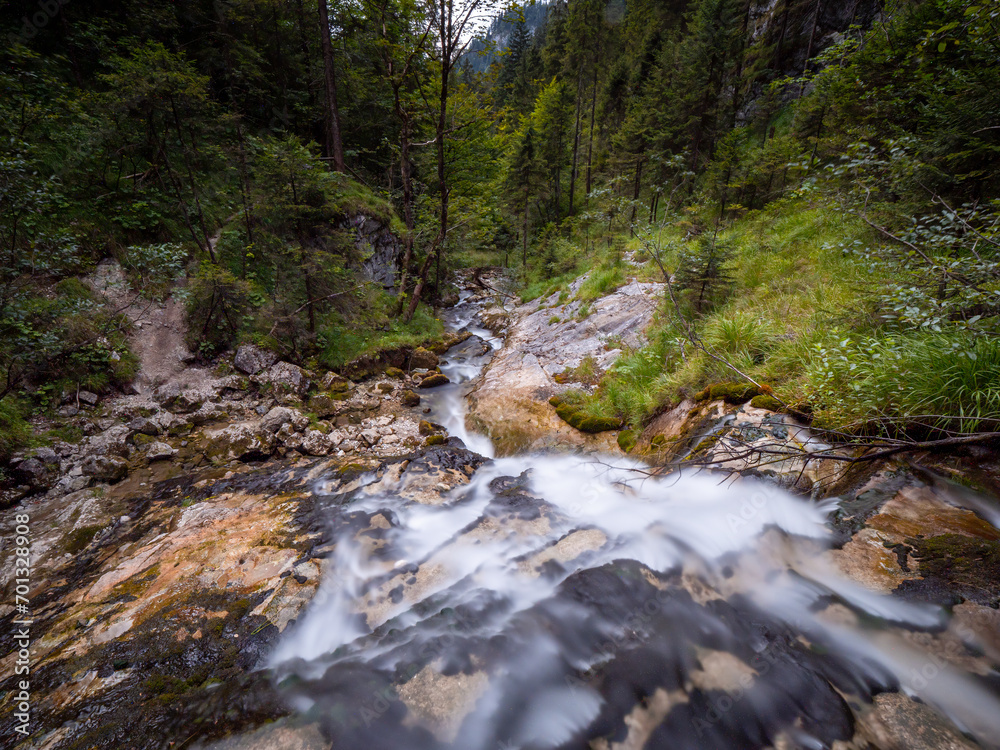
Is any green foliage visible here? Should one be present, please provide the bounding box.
[318,300,444,370]
[0,399,31,462]
[577,263,625,302]
[805,332,1000,435]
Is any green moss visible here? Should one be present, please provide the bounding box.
[906,533,1000,606]
[423,435,447,446]
[384,366,405,378]
[695,382,761,404]
[617,429,637,453]
[551,397,623,433]
[64,525,102,554]
[750,394,783,411]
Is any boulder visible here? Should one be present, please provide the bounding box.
[205,422,278,462]
[234,344,278,376]
[258,362,311,398]
[82,456,129,484]
[261,406,307,433]
[87,424,132,458]
[10,457,57,492]
[418,373,450,389]
[401,390,421,407]
[154,383,181,408]
[146,442,177,461]
[78,390,99,407]
[359,429,382,448]
[408,347,439,370]
[173,390,207,414]
[300,430,332,456]
[128,417,160,436]
[189,402,228,426]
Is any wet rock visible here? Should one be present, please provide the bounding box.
[408,346,439,370]
[78,389,99,406]
[234,343,278,375]
[401,389,420,407]
[81,455,128,483]
[864,692,978,749]
[418,373,450,388]
[146,441,177,461]
[205,422,278,462]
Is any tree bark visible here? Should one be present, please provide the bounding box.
[318,0,345,171]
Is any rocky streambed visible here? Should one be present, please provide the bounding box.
[3,269,1000,750]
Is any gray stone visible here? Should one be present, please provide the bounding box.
[146,442,177,461]
[234,344,278,375]
[128,417,160,436]
[359,429,381,448]
[259,362,311,397]
[12,458,55,491]
[87,424,132,458]
[82,456,128,483]
[57,405,80,418]
[205,422,277,462]
[300,430,332,456]
[78,390,99,407]
[261,407,304,433]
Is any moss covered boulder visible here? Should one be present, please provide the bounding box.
[695,382,763,404]
[549,395,623,433]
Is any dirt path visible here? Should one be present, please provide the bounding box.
[87,259,211,395]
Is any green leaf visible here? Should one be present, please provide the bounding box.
[937,41,947,52]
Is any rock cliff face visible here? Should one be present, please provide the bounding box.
[341,214,401,290]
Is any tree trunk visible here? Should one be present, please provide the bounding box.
[585,52,599,202]
[318,0,345,171]
[569,67,583,215]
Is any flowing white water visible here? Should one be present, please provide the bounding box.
[269,289,1000,750]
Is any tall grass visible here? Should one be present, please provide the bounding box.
[806,332,1000,435]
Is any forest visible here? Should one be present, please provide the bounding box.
[1,0,999,458]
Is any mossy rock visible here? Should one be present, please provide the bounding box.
[64,524,102,554]
[132,433,156,448]
[376,383,394,394]
[617,429,637,453]
[650,435,667,450]
[418,373,450,389]
[695,382,762,404]
[328,380,351,394]
[423,435,447,446]
[166,422,194,437]
[401,390,420,407]
[902,534,1000,607]
[551,398,623,433]
[384,367,405,379]
[418,420,436,436]
[749,394,784,411]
